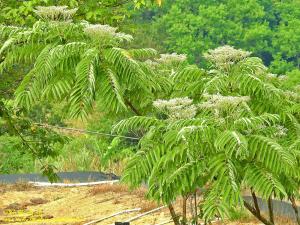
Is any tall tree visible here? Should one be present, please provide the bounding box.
[114,46,300,224]
[0,6,165,118]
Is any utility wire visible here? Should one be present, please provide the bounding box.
[34,123,140,140]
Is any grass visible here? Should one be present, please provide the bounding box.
[224,209,298,225]
[139,200,158,212]
[228,207,252,221]
[89,183,148,197]
[222,215,298,225]
[89,184,129,195]
[0,182,35,193]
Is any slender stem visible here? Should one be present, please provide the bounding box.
[168,204,180,225]
[289,196,300,225]
[251,190,261,216]
[3,106,38,156]
[244,200,274,225]
[268,196,274,224]
[124,98,141,116]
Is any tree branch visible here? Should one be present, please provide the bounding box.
[244,200,274,225]
[289,196,300,225]
[125,98,141,116]
[267,196,274,224]
[251,190,261,216]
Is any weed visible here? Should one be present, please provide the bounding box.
[140,201,158,212]
[89,184,129,195]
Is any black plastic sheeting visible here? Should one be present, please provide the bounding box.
[0,171,119,184]
[244,196,299,221]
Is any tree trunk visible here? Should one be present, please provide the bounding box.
[194,191,198,225]
[182,196,187,224]
[189,196,195,221]
[289,196,300,225]
[168,204,180,225]
[268,197,275,224]
[244,200,274,225]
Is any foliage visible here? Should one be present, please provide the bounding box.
[0,0,162,26]
[0,66,26,99]
[0,0,164,102]
[131,0,300,75]
[0,100,66,180]
[281,69,300,92]
[113,46,300,224]
[0,6,167,118]
[51,136,106,172]
[0,135,34,173]
[1,2,300,225]
[101,137,135,171]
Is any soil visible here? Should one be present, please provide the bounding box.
[0,183,171,225]
[0,183,297,225]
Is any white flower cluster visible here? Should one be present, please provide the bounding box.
[84,24,133,42]
[145,59,159,67]
[153,97,193,109]
[34,6,77,21]
[178,125,201,141]
[204,45,251,69]
[115,32,133,42]
[273,125,288,137]
[278,75,287,81]
[254,124,288,137]
[266,73,287,81]
[199,93,250,110]
[153,97,197,120]
[266,73,277,79]
[283,90,300,100]
[157,53,187,64]
[85,24,117,36]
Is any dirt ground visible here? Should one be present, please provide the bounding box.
[0,183,173,225]
[0,183,296,225]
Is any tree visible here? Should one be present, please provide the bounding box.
[131,0,300,73]
[0,6,165,118]
[0,2,164,180]
[271,18,300,73]
[0,1,164,99]
[0,100,65,181]
[281,69,300,92]
[1,3,300,224]
[0,0,163,26]
[113,46,300,224]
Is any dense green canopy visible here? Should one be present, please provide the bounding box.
[132,0,300,74]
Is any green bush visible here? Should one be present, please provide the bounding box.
[0,135,34,173]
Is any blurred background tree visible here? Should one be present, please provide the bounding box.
[128,0,300,75]
[0,0,162,26]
